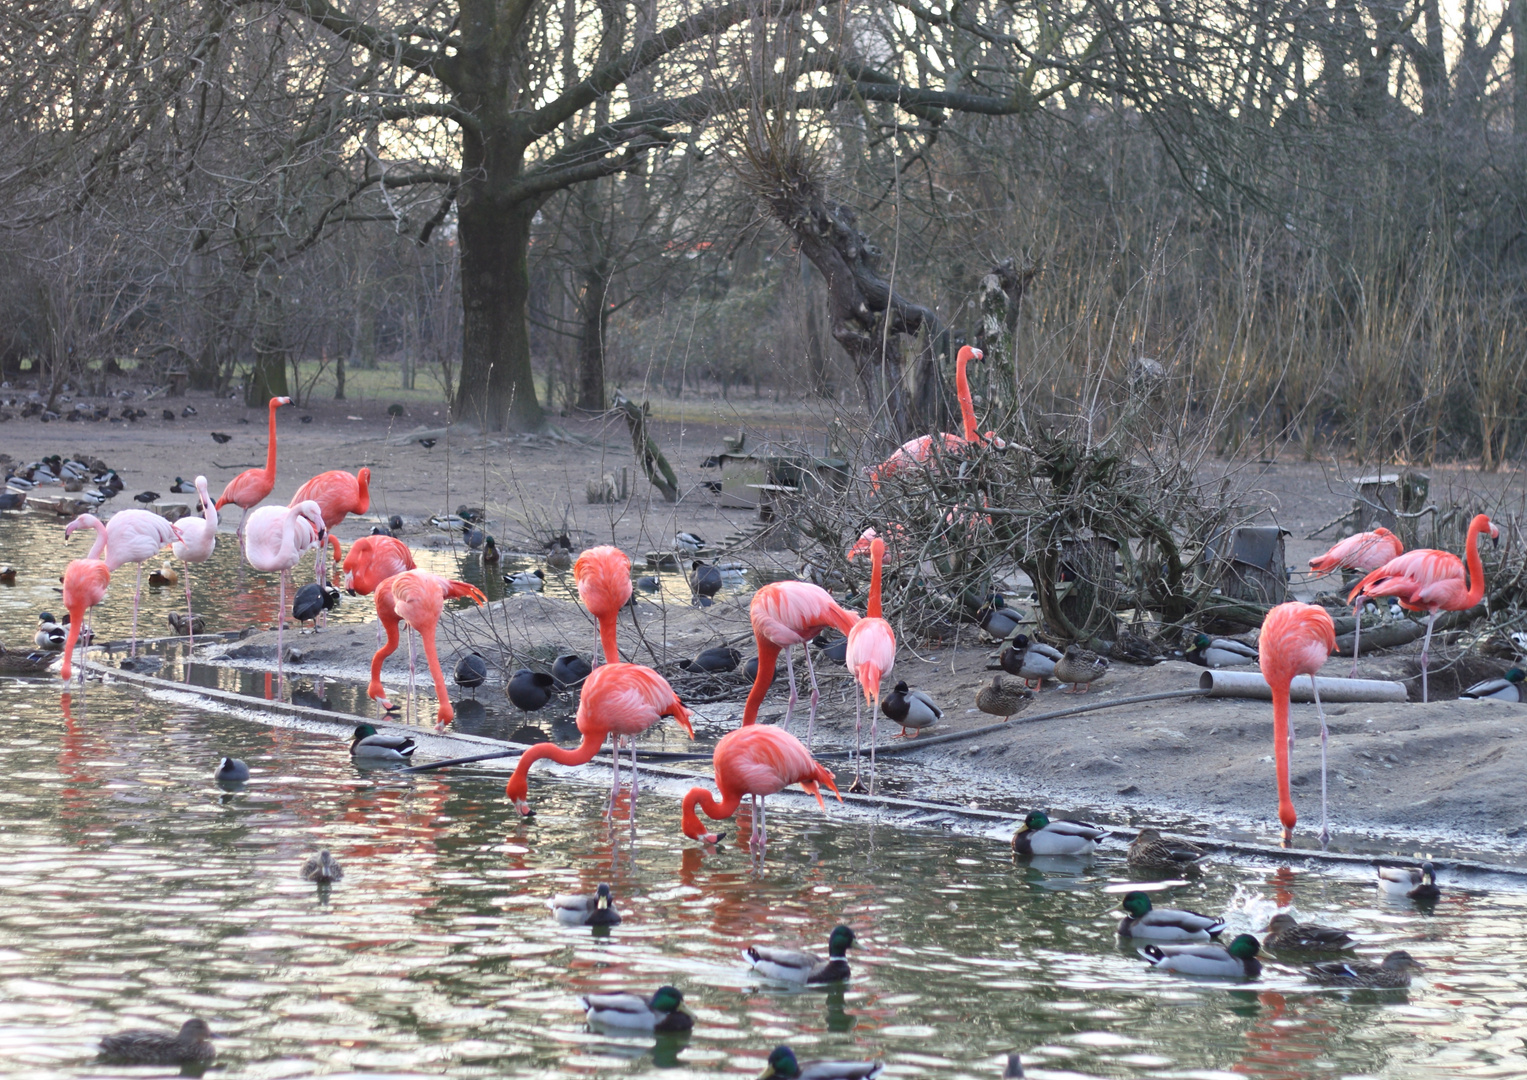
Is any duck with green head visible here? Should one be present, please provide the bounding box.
[580,985,692,1032]
[550,883,621,927]
[1116,890,1225,941]
[1461,667,1525,701]
[1306,950,1423,988]
[1185,633,1258,668]
[350,723,417,762]
[758,1045,882,1080]
[1011,810,1107,856]
[744,924,855,983]
[1377,863,1441,902]
[1140,933,1262,978]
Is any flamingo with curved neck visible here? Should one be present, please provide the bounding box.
[1260,601,1336,846]
[216,395,292,553]
[61,515,112,682]
[681,725,840,848]
[844,535,895,793]
[245,499,327,689]
[170,476,218,649]
[869,346,1003,484]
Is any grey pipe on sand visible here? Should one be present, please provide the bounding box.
[1198,669,1407,703]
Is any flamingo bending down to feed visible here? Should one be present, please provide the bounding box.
[681,724,841,848]
[1259,601,1336,847]
[68,510,183,656]
[289,468,371,590]
[366,570,487,728]
[1309,526,1402,674]
[1348,513,1497,703]
[845,535,896,793]
[741,581,859,740]
[504,662,692,824]
[215,395,291,553]
[575,545,633,664]
[60,517,112,682]
[868,345,1006,484]
[170,476,218,650]
[245,500,328,687]
[343,534,417,643]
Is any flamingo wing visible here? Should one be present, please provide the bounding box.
[1310,528,1404,574]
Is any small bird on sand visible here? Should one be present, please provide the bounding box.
[133,491,159,504]
[976,674,1033,720]
[210,432,232,443]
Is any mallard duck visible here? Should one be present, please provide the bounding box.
[1140,933,1262,978]
[301,849,344,883]
[978,603,1022,640]
[999,635,1063,687]
[1116,890,1225,940]
[1263,913,1354,953]
[0,643,53,675]
[636,574,661,592]
[551,883,622,926]
[99,1018,216,1065]
[759,1045,882,1080]
[167,611,207,636]
[170,476,196,494]
[350,723,417,762]
[214,757,250,783]
[675,531,706,555]
[1377,863,1441,902]
[744,924,855,983]
[147,563,179,586]
[1127,828,1209,874]
[882,681,941,737]
[1185,634,1258,668]
[482,536,500,564]
[1055,646,1109,692]
[1011,810,1106,856]
[546,543,573,572]
[34,612,65,649]
[1461,667,1525,701]
[463,522,486,550]
[977,674,1034,721]
[580,985,693,1032]
[1306,949,1423,988]
[505,568,545,591]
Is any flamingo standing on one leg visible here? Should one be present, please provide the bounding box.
[1259,601,1337,847]
[868,346,1006,484]
[680,725,841,849]
[216,395,292,555]
[845,535,895,793]
[1348,513,1497,704]
[60,517,112,683]
[245,500,328,688]
[365,569,485,729]
[742,582,859,740]
[504,662,692,825]
[1309,527,1403,675]
[170,476,218,651]
[68,510,182,657]
[343,534,417,645]
[575,545,633,664]
[289,468,370,593]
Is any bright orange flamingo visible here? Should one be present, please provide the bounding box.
[1348,513,1497,703]
[574,545,632,663]
[290,468,371,588]
[216,395,292,552]
[1259,601,1336,846]
[346,534,418,648]
[845,535,896,793]
[505,661,692,823]
[367,570,486,728]
[868,345,1005,484]
[60,520,112,683]
[743,581,860,740]
[1309,526,1403,674]
[681,725,841,848]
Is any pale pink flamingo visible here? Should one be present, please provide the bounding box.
[681,725,840,848]
[504,662,693,825]
[1259,602,1336,846]
[170,476,218,650]
[365,570,486,728]
[60,516,112,683]
[215,395,291,553]
[575,545,633,663]
[1348,513,1497,703]
[245,500,328,686]
[845,534,896,792]
[68,510,182,656]
[741,581,859,741]
[1309,527,1403,674]
[289,468,370,591]
[868,346,1006,484]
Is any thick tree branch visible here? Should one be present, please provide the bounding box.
[272,0,450,80]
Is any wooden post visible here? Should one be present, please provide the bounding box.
[612,392,678,502]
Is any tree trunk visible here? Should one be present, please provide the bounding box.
[575,270,609,410]
[452,198,544,431]
[245,269,289,406]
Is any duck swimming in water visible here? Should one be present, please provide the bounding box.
[99,1019,216,1065]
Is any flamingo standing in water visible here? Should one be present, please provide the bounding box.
[504,662,692,825]
[170,476,218,650]
[60,517,112,683]
[868,345,1005,484]
[845,534,895,792]
[1259,601,1336,846]
[216,395,291,553]
[289,467,370,589]
[343,534,417,643]
[741,582,859,739]
[68,511,183,656]
[245,500,328,687]
[680,724,840,849]
[366,569,486,728]
[575,545,632,664]
[1309,527,1402,674]
[1348,513,1497,703]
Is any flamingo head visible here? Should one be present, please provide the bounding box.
[957,344,984,364]
[668,700,695,739]
[272,396,293,408]
[63,513,101,539]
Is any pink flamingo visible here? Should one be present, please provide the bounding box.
[1348,513,1497,703]
[215,395,291,553]
[1259,602,1337,846]
[575,545,633,663]
[343,534,417,644]
[504,662,693,824]
[741,581,859,740]
[60,517,112,682]
[366,570,486,728]
[170,476,218,650]
[1309,526,1403,674]
[868,346,1005,484]
[680,725,841,848]
[845,534,896,792]
[69,510,183,656]
[244,500,328,687]
[289,468,370,589]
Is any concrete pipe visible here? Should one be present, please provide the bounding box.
[1198,669,1408,703]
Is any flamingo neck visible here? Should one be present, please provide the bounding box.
[867,538,884,620]
[741,640,781,725]
[354,468,370,514]
[1270,681,1297,834]
[60,601,86,681]
[682,785,742,839]
[505,728,606,805]
[956,352,979,443]
[1463,516,1490,608]
[262,399,281,483]
[84,519,108,561]
[598,614,619,665]
[197,480,217,526]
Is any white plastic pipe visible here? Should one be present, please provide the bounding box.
[1198,669,1407,703]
